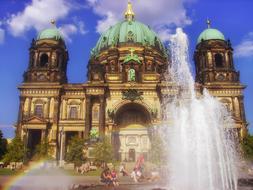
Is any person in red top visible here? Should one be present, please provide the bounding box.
[135,154,145,171]
[111,168,119,186]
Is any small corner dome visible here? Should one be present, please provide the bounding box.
[197,28,225,44]
[37,27,64,41]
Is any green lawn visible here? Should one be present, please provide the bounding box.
[0,168,19,175]
[0,167,102,176]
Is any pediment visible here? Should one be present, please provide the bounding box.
[24,115,47,124]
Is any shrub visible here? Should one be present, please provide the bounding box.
[65,136,87,167]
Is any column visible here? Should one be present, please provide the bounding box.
[80,98,84,119]
[17,97,25,135]
[99,96,105,137]
[62,132,66,159]
[59,130,66,166]
[27,97,32,117]
[46,97,50,118]
[84,95,91,138]
[61,98,66,119]
[53,98,59,123]
[41,129,46,141]
[233,97,240,118]
[18,96,25,122]
[239,96,246,121]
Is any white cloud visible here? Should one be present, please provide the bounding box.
[234,32,253,58]
[6,0,86,41]
[0,28,5,44]
[87,0,193,42]
[59,24,78,42]
[73,17,88,35]
[96,11,118,33]
[7,0,71,36]
[58,20,88,42]
[157,27,172,43]
[78,21,87,35]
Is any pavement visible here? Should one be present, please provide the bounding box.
[1,175,253,190]
[1,171,253,190]
[0,174,173,190]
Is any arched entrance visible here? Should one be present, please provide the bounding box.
[112,103,151,162]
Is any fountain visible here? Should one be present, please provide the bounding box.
[161,28,239,190]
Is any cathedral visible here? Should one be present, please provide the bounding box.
[16,2,247,161]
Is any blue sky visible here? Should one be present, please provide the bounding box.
[0,0,252,138]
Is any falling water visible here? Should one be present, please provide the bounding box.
[162,28,238,190]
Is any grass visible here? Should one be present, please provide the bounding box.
[0,161,122,176]
[0,168,19,175]
[0,167,103,176]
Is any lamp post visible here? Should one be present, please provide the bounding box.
[153,125,158,136]
[59,127,64,167]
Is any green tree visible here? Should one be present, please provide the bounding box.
[93,137,114,164]
[242,134,253,160]
[0,130,7,160]
[65,136,86,167]
[3,136,26,163]
[33,139,53,160]
[149,134,165,166]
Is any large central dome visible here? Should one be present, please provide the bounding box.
[91,2,166,57]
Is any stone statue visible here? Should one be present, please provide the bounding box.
[128,68,135,82]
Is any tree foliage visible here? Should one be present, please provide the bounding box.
[149,134,165,166]
[65,136,86,166]
[3,136,26,163]
[93,137,114,164]
[242,134,253,160]
[33,139,54,160]
[0,130,7,160]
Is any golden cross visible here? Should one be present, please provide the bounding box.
[125,1,135,21]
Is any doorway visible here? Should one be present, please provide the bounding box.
[129,148,136,162]
[27,129,42,157]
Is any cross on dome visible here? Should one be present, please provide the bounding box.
[206,19,211,28]
[51,19,56,26]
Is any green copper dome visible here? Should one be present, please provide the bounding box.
[91,20,166,56]
[91,2,166,57]
[197,28,225,44]
[37,26,63,41]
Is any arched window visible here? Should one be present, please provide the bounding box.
[69,106,78,119]
[215,53,223,68]
[34,104,43,117]
[40,53,49,67]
